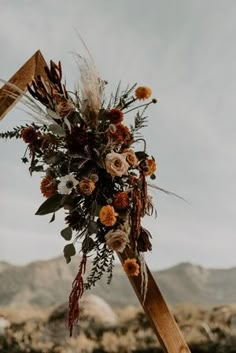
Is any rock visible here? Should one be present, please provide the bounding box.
[0,316,10,335]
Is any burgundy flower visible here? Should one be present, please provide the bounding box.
[65,211,84,231]
[66,127,88,154]
[21,127,38,143]
[108,109,124,125]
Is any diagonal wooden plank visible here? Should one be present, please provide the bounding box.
[118,248,191,353]
[0,50,48,120]
[0,51,191,352]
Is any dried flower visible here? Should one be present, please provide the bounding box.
[122,149,138,166]
[21,127,38,143]
[108,124,117,133]
[40,176,57,198]
[111,124,133,145]
[108,108,124,125]
[123,258,140,276]
[135,86,152,100]
[105,228,129,252]
[99,205,118,227]
[113,192,129,210]
[79,178,95,196]
[56,98,75,118]
[105,152,129,177]
[58,175,79,194]
[89,173,99,183]
[144,159,157,176]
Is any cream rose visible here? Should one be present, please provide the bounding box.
[105,229,129,253]
[105,152,129,177]
[122,149,138,166]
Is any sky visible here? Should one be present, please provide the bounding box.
[0,0,235,270]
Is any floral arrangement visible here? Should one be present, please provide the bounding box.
[0,58,159,335]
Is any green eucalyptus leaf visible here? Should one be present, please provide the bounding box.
[35,194,64,215]
[63,243,76,258]
[49,213,56,223]
[61,227,72,241]
[49,124,66,136]
[82,237,95,253]
[88,220,98,235]
[135,151,148,161]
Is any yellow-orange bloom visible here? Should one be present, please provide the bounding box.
[123,258,140,276]
[99,205,118,227]
[144,159,157,176]
[135,86,152,100]
[40,176,57,198]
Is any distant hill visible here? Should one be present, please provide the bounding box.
[0,257,235,308]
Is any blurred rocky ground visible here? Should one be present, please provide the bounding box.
[0,295,236,353]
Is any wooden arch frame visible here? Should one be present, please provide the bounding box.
[0,50,191,353]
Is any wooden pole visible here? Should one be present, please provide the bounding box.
[119,248,191,353]
[0,50,48,120]
[0,51,191,352]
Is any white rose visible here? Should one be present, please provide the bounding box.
[105,228,129,253]
[122,149,138,166]
[105,152,129,177]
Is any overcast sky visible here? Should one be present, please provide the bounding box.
[0,0,235,270]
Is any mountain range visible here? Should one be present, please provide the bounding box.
[0,256,235,308]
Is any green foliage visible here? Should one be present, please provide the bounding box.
[84,243,114,290]
[61,227,72,241]
[35,194,64,215]
[0,125,28,139]
[63,243,76,263]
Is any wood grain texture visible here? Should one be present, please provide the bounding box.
[0,51,191,352]
[119,248,191,353]
[0,50,47,120]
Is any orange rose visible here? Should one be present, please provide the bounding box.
[79,178,95,196]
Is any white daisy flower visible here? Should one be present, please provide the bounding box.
[58,175,79,195]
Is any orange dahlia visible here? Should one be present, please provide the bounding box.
[135,86,152,100]
[99,205,118,227]
[123,258,140,276]
[40,176,57,198]
[113,192,129,210]
[144,159,157,176]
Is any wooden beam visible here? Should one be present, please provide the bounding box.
[119,248,191,353]
[0,50,48,120]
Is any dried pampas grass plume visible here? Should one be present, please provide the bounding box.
[72,32,105,126]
